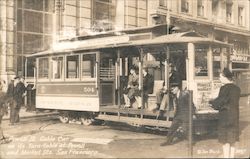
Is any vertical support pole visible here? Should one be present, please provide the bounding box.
[115,62,118,89]
[228,46,232,71]
[33,66,36,88]
[25,58,27,80]
[96,52,100,107]
[164,46,170,90]
[139,48,144,119]
[117,49,121,118]
[164,46,170,120]
[24,57,28,106]
[208,45,213,81]
[125,57,128,76]
[95,52,100,89]
[187,43,195,90]
[188,90,193,158]
[33,65,37,109]
[220,47,224,71]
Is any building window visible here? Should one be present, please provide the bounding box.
[17,0,55,77]
[238,7,244,26]
[82,54,96,78]
[212,0,219,18]
[159,0,167,7]
[92,0,116,32]
[23,34,43,54]
[51,56,64,79]
[23,0,44,11]
[197,0,204,17]
[181,0,189,13]
[226,2,233,23]
[66,55,79,79]
[38,58,49,79]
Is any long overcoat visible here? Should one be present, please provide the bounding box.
[210,83,241,144]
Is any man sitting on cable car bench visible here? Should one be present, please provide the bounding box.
[123,66,139,108]
[123,67,153,109]
[153,63,181,118]
[135,67,154,109]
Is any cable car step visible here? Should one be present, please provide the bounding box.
[96,114,172,128]
[100,107,175,118]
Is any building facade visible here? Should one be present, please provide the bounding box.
[0,0,250,88]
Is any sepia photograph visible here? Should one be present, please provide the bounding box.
[0,0,250,158]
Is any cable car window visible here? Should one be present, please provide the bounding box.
[82,54,96,78]
[51,56,64,79]
[100,54,116,80]
[195,49,208,76]
[38,58,49,79]
[66,55,79,79]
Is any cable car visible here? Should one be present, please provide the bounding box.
[26,29,232,130]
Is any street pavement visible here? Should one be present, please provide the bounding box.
[2,107,58,121]
[0,101,249,158]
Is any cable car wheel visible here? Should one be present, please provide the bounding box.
[59,112,70,123]
[80,112,95,126]
[81,117,93,126]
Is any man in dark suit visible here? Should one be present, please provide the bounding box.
[154,63,181,113]
[12,76,26,124]
[135,67,154,109]
[161,83,195,146]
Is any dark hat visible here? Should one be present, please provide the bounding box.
[170,82,180,88]
[130,65,138,71]
[142,67,149,72]
[222,68,233,80]
[14,76,20,80]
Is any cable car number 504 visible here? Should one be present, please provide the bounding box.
[83,86,96,94]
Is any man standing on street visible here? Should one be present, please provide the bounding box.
[12,76,26,124]
[161,83,195,146]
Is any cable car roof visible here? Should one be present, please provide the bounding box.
[26,31,232,58]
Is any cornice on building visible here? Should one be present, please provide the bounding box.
[169,13,250,37]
